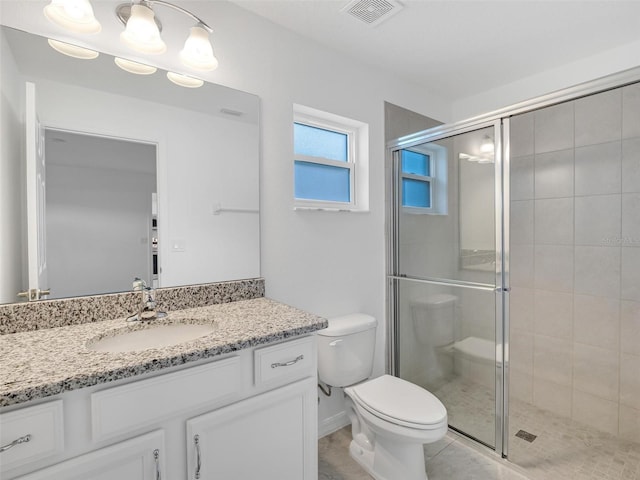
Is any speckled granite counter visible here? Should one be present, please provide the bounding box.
[0,298,327,408]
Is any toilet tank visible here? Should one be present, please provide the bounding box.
[412,294,456,346]
[317,313,377,387]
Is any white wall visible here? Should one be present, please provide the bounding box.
[452,38,640,121]
[0,28,24,303]
[197,2,452,433]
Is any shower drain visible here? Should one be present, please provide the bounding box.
[515,430,537,443]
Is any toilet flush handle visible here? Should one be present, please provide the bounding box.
[329,339,343,347]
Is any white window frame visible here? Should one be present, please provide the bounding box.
[293,104,369,212]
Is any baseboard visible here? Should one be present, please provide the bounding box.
[318,410,350,438]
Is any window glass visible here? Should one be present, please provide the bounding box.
[294,123,348,162]
[402,178,431,208]
[294,161,351,202]
[401,150,430,176]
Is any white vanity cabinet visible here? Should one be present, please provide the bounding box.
[186,336,317,480]
[0,335,318,480]
[14,430,165,480]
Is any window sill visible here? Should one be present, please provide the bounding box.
[293,205,369,213]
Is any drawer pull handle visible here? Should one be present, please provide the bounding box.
[271,354,304,368]
[0,434,31,453]
[153,449,161,480]
[194,434,201,479]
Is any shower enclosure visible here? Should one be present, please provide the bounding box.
[387,72,640,475]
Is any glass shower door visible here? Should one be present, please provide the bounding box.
[390,123,505,450]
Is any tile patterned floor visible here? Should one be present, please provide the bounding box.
[508,398,640,480]
[434,376,640,480]
[319,426,531,480]
[319,376,640,479]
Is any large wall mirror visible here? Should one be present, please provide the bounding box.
[0,25,260,304]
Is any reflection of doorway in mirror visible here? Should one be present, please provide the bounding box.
[151,192,159,288]
[43,129,157,299]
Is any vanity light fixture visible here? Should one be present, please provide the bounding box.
[114,57,158,75]
[47,38,99,59]
[166,71,204,88]
[43,0,102,34]
[116,1,219,71]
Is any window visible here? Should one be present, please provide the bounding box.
[398,144,447,215]
[401,149,433,209]
[293,104,368,211]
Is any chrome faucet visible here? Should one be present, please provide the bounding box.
[127,278,167,322]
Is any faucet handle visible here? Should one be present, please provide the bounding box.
[132,277,147,291]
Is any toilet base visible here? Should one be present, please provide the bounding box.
[348,438,428,480]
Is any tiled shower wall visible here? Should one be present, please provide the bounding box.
[509,83,640,441]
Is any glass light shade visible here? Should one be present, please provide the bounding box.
[120,4,166,54]
[179,25,218,71]
[114,57,157,75]
[43,0,101,34]
[166,72,204,88]
[47,39,99,59]
[480,135,494,154]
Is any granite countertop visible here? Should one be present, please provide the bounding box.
[0,298,327,408]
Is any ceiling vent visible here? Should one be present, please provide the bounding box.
[341,0,403,27]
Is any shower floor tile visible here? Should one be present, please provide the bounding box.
[433,376,640,480]
[318,426,531,480]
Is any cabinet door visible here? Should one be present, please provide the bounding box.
[15,430,164,480]
[186,377,317,480]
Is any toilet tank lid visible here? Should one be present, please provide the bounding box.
[318,313,376,337]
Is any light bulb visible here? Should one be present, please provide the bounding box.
[180,25,218,71]
[120,4,166,54]
[43,0,101,34]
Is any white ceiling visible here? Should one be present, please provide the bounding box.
[229,0,640,100]
[2,0,638,104]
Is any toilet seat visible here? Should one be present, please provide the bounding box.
[348,375,447,430]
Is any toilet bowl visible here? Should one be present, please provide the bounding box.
[317,314,448,480]
[345,375,448,480]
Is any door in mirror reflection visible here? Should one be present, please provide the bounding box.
[44,129,157,299]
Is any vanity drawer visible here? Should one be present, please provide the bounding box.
[254,336,315,387]
[0,400,64,473]
[91,356,241,442]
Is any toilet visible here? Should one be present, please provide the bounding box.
[317,313,448,480]
[411,294,457,386]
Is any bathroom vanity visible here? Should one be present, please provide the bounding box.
[0,297,326,480]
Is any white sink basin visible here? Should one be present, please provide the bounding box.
[89,324,215,353]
